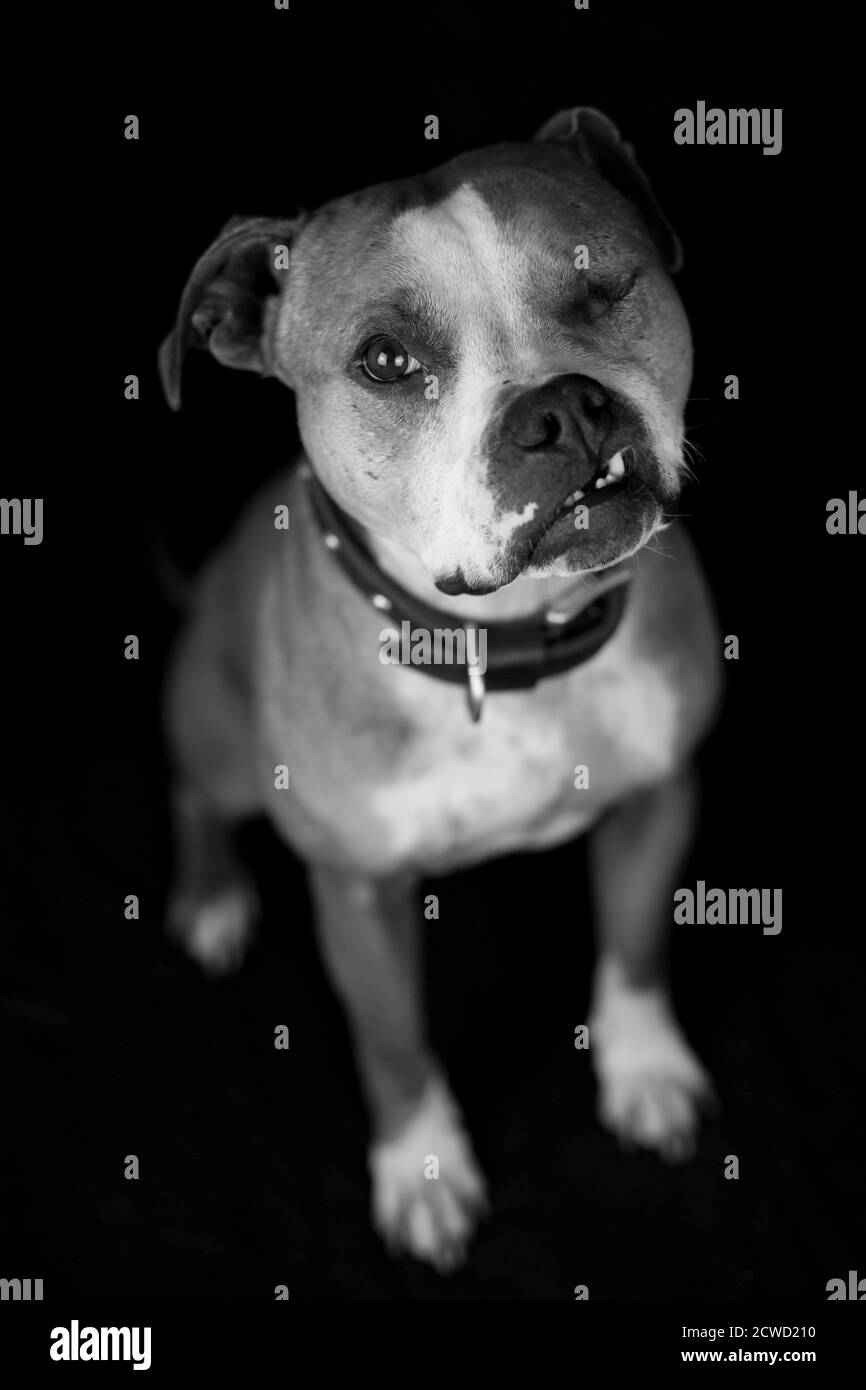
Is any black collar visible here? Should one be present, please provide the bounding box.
[303,465,630,722]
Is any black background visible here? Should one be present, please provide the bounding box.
[2,1,862,1303]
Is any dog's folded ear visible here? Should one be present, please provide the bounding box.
[158,214,306,411]
[533,107,683,274]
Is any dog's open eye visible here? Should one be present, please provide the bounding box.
[361,336,422,383]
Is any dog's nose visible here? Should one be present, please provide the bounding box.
[503,374,612,454]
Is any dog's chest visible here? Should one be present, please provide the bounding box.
[368,659,678,870]
[368,693,595,870]
[265,630,681,874]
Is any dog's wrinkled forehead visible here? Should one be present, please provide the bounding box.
[386,183,551,359]
[283,144,653,371]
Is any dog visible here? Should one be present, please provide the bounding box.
[159,107,722,1272]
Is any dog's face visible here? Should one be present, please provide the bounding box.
[162,109,692,595]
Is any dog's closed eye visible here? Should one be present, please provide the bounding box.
[569,271,641,321]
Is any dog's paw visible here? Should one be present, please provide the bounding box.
[167,880,258,976]
[368,1074,488,1273]
[589,983,715,1162]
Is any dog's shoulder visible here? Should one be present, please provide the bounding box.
[624,524,724,759]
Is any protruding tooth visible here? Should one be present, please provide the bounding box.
[607,450,626,478]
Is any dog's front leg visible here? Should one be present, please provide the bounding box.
[308,864,487,1270]
[588,765,715,1160]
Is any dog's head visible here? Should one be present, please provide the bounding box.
[161,108,691,594]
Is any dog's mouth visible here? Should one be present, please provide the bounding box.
[435,445,670,594]
[514,444,668,578]
[545,447,647,527]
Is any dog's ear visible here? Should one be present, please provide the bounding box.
[533,107,683,274]
[158,214,306,410]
